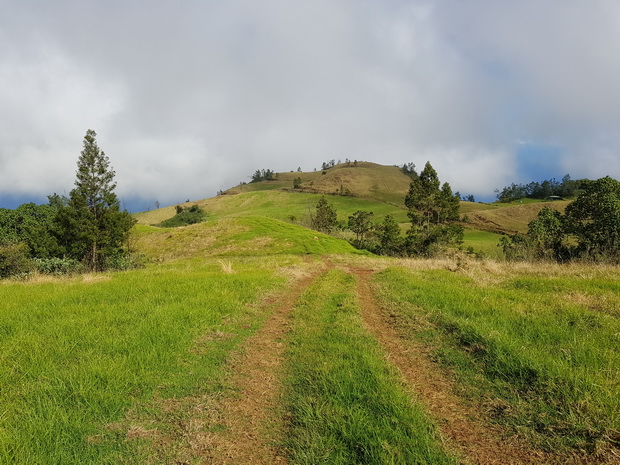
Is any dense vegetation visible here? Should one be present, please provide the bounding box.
[157,204,205,227]
[501,176,620,262]
[0,130,135,276]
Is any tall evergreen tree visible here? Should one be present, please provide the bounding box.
[404,161,462,256]
[56,130,135,270]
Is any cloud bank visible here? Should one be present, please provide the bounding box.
[1,0,619,209]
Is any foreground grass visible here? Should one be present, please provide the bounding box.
[0,259,286,464]
[283,269,456,465]
[373,264,620,456]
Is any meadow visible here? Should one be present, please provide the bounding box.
[0,258,288,464]
[373,261,620,457]
[2,163,618,463]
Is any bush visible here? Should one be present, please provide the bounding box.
[33,257,83,275]
[158,205,206,227]
[0,242,33,278]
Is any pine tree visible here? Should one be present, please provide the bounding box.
[404,161,462,256]
[56,130,135,270]
[311,197,338,233]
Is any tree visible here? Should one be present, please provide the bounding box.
[56,130,135,270]
[404,161,462,256]
[527,207,566,260]
[293,177,302,189]
[348,210,374,247]
[376,215,402,255]
[311,197,338,233]
[564,176,620,259]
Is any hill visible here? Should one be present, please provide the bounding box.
[225,161,413,204]
[133,162,568,260]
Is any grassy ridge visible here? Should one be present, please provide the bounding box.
[135,190,409,226]
[373,265,620,454]
[283,269,456,464]
[0,259,285,464]
[133,216,364,262]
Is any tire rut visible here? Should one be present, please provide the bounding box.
[199,267,322,465]
[352,267,567,465]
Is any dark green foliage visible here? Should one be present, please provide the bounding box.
[0,203,63,258]
[347,210,374,248]
[311,197,338,233]
[375,215,403,256]
[321,159,336,170]
[564,176,620,259]
[401,162,417,178]
[55,129,135,271]
[500,176,620,262]
[496,174,579,202]
[0,242,32,278]
[293,177,302,189]
[404,162,462,256]
[159,205,206,227]
[250,169,275,183]
[527,207,568,260]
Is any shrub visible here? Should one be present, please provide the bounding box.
[33,257,83,275]
[0,242,33,278]
[159,205,206,227]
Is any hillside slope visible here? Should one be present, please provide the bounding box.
[225,161,413,204]
[460,200,570,234]
[133,216,365,261]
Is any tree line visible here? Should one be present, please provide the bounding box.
[495,174,579,202]
[0,130,135,277]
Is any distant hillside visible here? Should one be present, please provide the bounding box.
[133,162,574,260]
[459,199,570,234]
[225,162,413,205]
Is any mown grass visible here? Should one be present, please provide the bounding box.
[0,258,286,464]
[283,269,457,465]
[373,265,620,456]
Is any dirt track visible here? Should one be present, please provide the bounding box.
[172,260,600,465]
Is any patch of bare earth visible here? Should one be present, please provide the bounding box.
[352,267,598,465]
[195,268,320,465]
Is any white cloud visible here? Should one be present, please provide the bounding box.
[1,0,619,208]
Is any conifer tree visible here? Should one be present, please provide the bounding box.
[56,130,135,270]
[404,161,462,256]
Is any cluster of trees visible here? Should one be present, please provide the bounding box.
[0,130,136,277]
[309,162,463,257]
[250,169,275,183]
[158,204,206,227]
[321,160,337,170]
[401,162,417,178]
[501,176,620,262]
[495,174,579,202]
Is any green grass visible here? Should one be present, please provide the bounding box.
[373,266,620,455]
[133,216,365,261]
[0,259,286,464]
[462,228,504,258]
[136,190,410,227]
[283,269,456,464]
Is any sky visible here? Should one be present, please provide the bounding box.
[1,0,620,211]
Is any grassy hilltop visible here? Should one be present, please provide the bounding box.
[135,161,568,259]
[1,162,618,464]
